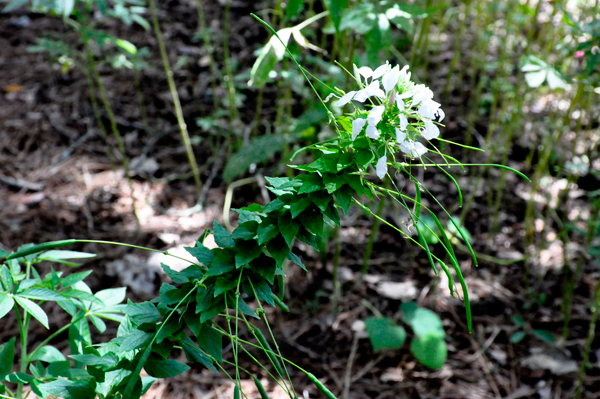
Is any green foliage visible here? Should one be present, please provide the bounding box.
[223,135,284,182]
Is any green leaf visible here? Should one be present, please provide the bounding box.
[308,190,332,212]
[179,335,217,372]
[122,301,161,325]
[234,239,263,268]
[510,331,526,343]
[532,329,555,344]
[39,376,97,399]
[1,266,13,292]
[116,329,152,352]
[286,252,306,271]
[416,216,440,245]
[0,338,15,380]
[410,334,447,369]
[257,221,280,246]
[232,221,259,241]
[93,287,127,308]
[6,240,77,260]
[290,195,312,218]
[0,293,15,319]
[355,148,374,168]
[60,270,93,288]
[324,201,341,226]
[6,372,34,383]
[266,237,289,270]
[286,0,305,17]
[196,323,223,363]
[37,250,96,262]
[308,153,339,173]
[214,276,238,297]
[161,263,189,284]
[29,345,65,363]
[224,135,284,181]
[213,221,235,248]
[334,184,353,215]
[297,174,324,194]
[69,353,118,371]
[296,227,320,251]
[14,296,48,329]
[17,288,63,302]
[61,289,103,305]
[250,254,278,284]
[277,211,299,248]
[145,358,190,378]
[364,317,406,351]
[206,250,235,276]
[329,0,350,32]
[322,172,344,194]
[186,241,215,266]
[264,198,286,214]
[401,303,445,339]
[299,206,324,236]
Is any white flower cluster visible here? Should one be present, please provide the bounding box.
[337,62,445,179]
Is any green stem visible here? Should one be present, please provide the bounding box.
[360,194,386,277]
[149,0,202,195]
[574,275,600,399]
[15,305,26,399]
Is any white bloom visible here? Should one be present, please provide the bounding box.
[396,97,405,111]
[395,127,406,144]
[399,114,408,130]
[354,81,385,102]
[411,85,434,104]
[422,122,440,140]
[436,108,445,122]
[372,62,389,80]
[367,105,385,126]
[376,156,388,179]
[357,66,374,80]
[418,99,441,120]
[337,90,357,107]
[400,140,428,158]
[382,65,400,94]
[399,65,410,81]
[366,124,380,139]
[351,118,366,140]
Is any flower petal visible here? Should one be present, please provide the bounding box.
[376,156,388,179]
[417,99,441,120]
[413,142,428,157]
[436,108,445,122]
[395,127,406,144]
[412,85,434,104]
[399,114,408,130]
[351,118,366,140]
[337,90,356,107]
[396,97,405,111]
[357,66,374,80]
[354,81,384,102]
[382,65,400,94]
[423,122,440,140]
[372,62,389,79]
[367,105,385,126]
[366,124,380,139]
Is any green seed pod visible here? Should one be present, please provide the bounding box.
[253,327,285,377]
[277,274,285,301]
[253,376,271,399]
[271,292,289,312]
[233,385,240,399]
[307,372,337,399]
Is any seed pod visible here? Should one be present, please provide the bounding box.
[271,292,289,312]
[253,376,270,399]
[253,327,285,377]
[307,372,337,399]
[233,385,240,399]
[277,275,285,301]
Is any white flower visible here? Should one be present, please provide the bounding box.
[372,62,389,79]
[436,108,445,122]
[411,85,434,104]
[337,90,357,107]
[396,97,405,111]
[418,99,441,120]
[354,81,385,102]
[382,65,400,94]
[366,124,380,139]
[399,114,408,130]
[367,105,385,126]
[399,65,410,81]
[357,66,374,80]
[376,156,388,179]
[351,118,366,140]
[400,140,428,158]
[395,127,406,144]
[422,122,440,140]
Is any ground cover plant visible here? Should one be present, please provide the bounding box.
[0,0,599,398]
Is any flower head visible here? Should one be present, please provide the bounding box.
[376,156,388,179]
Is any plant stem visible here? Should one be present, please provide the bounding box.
[195,0,220,110]
[222,0,239,152]
[360,194,386,278]
[574,274,600,399]
[149,0,202,195]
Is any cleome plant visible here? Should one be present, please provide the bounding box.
[0,14,529,399]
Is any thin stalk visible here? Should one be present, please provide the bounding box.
[575,275,600,399]
[442,0,471,96]
[331,225,341,308]
[149,0,202,195]
[359,194,386,278]
[15,306,27,399]
[410,0,434,70]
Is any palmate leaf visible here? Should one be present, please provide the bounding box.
[0,292,15,319]
[410,334,447,370]
[364,317,406,351]
[144,357,190,378]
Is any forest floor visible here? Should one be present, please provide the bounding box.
[1,2,599,399]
